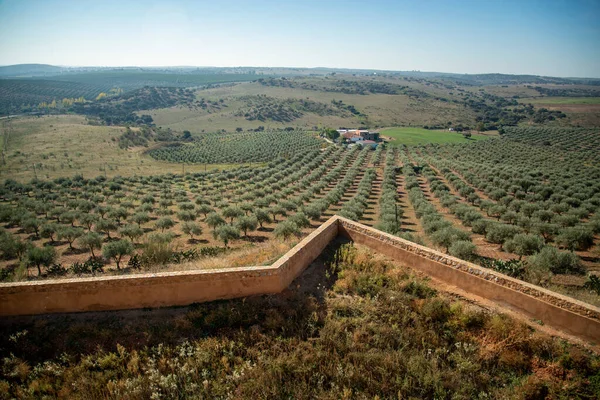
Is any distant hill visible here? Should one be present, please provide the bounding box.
[0,64,68,77]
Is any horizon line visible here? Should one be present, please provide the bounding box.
[1,63,599,80]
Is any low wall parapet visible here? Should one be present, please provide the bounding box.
[1,216,598,344]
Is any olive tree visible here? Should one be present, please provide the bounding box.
[40,223,59,243]
[254,209,272,229]
[103,239,134,270]
[58,226,84,250]
[527,246,584,275]
[236,215,258,237]
[119,224,144,244]
[96,219,118,240]
[206,212,226,229]
[431,227,470,253]
[78,231,103,257]
[555,227,594,252]
[503,233,544,260]
[26,245,57,276]
[274,221,301,241]
[155,217,175,232]
[222,206,244,223]
[181,221,203,240]
[449,240,477,262]
[213,224,240,248]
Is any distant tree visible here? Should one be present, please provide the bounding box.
[431,227,470,253]
[289,212,310,229]
[303,205,322,221]
[131,212,150,228]
[79,214,98,231]
[22,218,41,238]
[196,204,214,218]
[60,211,79,227]
[177,210,196,222]
[555,227,595,252]
[485,222,519,244]
[448,240,477,261]
[108,207,129,225]
[269,205,286,223]
[528,246,584,275]
[322,128,340,141]
[103,240,134,270]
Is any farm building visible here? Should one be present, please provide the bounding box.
[360,131,380,141]
[356,140,378,149]
[340,129,380,143]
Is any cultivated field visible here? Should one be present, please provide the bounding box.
[381,127,491,146]
[1,125,599,308]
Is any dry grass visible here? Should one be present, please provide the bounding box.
[145,81,477,132]
[155,240,291,273]
[0,115,255,182]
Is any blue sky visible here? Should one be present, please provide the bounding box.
[0,0,598,77]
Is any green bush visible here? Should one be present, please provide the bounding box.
[449,240,477,262]
[527,246,585,275]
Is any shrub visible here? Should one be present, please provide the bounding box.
[449,240,477,261]
[485,223,520,245]
[431,227,470,252]
[527,246,585,275]
[274,220,301,241]
[584,275,600,295]
[503,233,544,260]
[139,235,174,268]
[555,227,595,252]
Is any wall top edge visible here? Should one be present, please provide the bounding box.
[337,216,600,314]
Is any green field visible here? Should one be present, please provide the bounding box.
[381,127,490,146]
[519,97,600,105]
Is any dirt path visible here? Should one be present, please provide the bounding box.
[359,151,385,227]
